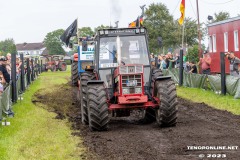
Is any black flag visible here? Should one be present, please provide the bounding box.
[60,19,77,46]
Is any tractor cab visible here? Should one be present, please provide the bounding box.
[95,28,151,101]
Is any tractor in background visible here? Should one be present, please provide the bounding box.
[44,55,67,72]
[71,37,94,86]
[79,27,178,131]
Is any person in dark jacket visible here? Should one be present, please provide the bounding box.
[189,61,198,74]
[225,51,240,77]
[0,57,10,83]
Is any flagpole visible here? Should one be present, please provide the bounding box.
[181,21,185,49]
[179,0,185,87]
[77,17,79,45]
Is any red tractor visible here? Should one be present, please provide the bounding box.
[45,55,67,72]
[79,27,178,131]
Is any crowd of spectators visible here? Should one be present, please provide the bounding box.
[152,51,211,75]
[151,50,240,78]
[0,53,24,95]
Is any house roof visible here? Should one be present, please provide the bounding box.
[16,42,45,51]
[41,48,49,55]
[207,16,240,27]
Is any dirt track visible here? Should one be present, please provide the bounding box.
[33,82,240,160]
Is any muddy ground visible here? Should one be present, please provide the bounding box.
[33,82,240,160]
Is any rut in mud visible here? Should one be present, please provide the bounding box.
[33,82,240,160]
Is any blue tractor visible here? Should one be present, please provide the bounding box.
[71,37,95,87]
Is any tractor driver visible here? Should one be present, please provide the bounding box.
[121,41,130,64]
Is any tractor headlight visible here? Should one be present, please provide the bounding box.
[135,87,142,93]
[122,88,130,94]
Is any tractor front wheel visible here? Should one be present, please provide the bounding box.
[155,79,178,127]
[87,83,109,131]
[71,61,78,86]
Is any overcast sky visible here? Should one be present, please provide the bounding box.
[0,0,239,44]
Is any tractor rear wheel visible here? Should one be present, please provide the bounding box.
[87,83,109,131]
[80,72,96,125]
[71,61,78,86]
[155,79,178,127]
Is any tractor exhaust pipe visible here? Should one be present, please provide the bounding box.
[116,36,121,65]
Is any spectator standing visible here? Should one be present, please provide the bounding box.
[174,53,180,68]
[150,53,155,67]
[0,71,6,94]
[184,61,191,72]
[198,51,212,75]
[6,53,11,75]
[166,52,174,69]
[225,51,240,77]
[189,61,198,74]
[159,55,167,70]
[0,57,10,84]
[16,57,22,80]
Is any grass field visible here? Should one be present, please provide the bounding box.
[177,86,240,115]
[0,66,85,160]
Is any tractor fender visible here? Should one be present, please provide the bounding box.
[155,76,172,81]
[87,80,104,85]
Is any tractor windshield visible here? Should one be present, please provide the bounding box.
[99,35,149,68]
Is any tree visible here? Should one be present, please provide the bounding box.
[212,11,230,23]
[186,45,199,63]
[144,3,176,54]
[0,38,17,56]
[44,29,65,55]
[78,27,94,37]
[173,17,200,48]
[94,25,110,32]
[144,3,206,54]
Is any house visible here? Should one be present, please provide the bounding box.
[207,16,240,73]
[16,42,46,56]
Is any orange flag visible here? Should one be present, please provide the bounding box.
[178,0,185,25]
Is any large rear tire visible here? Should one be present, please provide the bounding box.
[71,62,78,86]
[80,72,96,125]
[87,83,109,131]
[155,79,178,127]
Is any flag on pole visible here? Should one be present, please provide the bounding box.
[178,0,185,25]
[60,19,77,46]
[139,15,143,26]
[128,15,144,28]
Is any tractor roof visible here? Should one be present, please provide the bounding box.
[96,27,147,37]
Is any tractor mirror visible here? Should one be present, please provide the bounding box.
[82,41,88,51]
